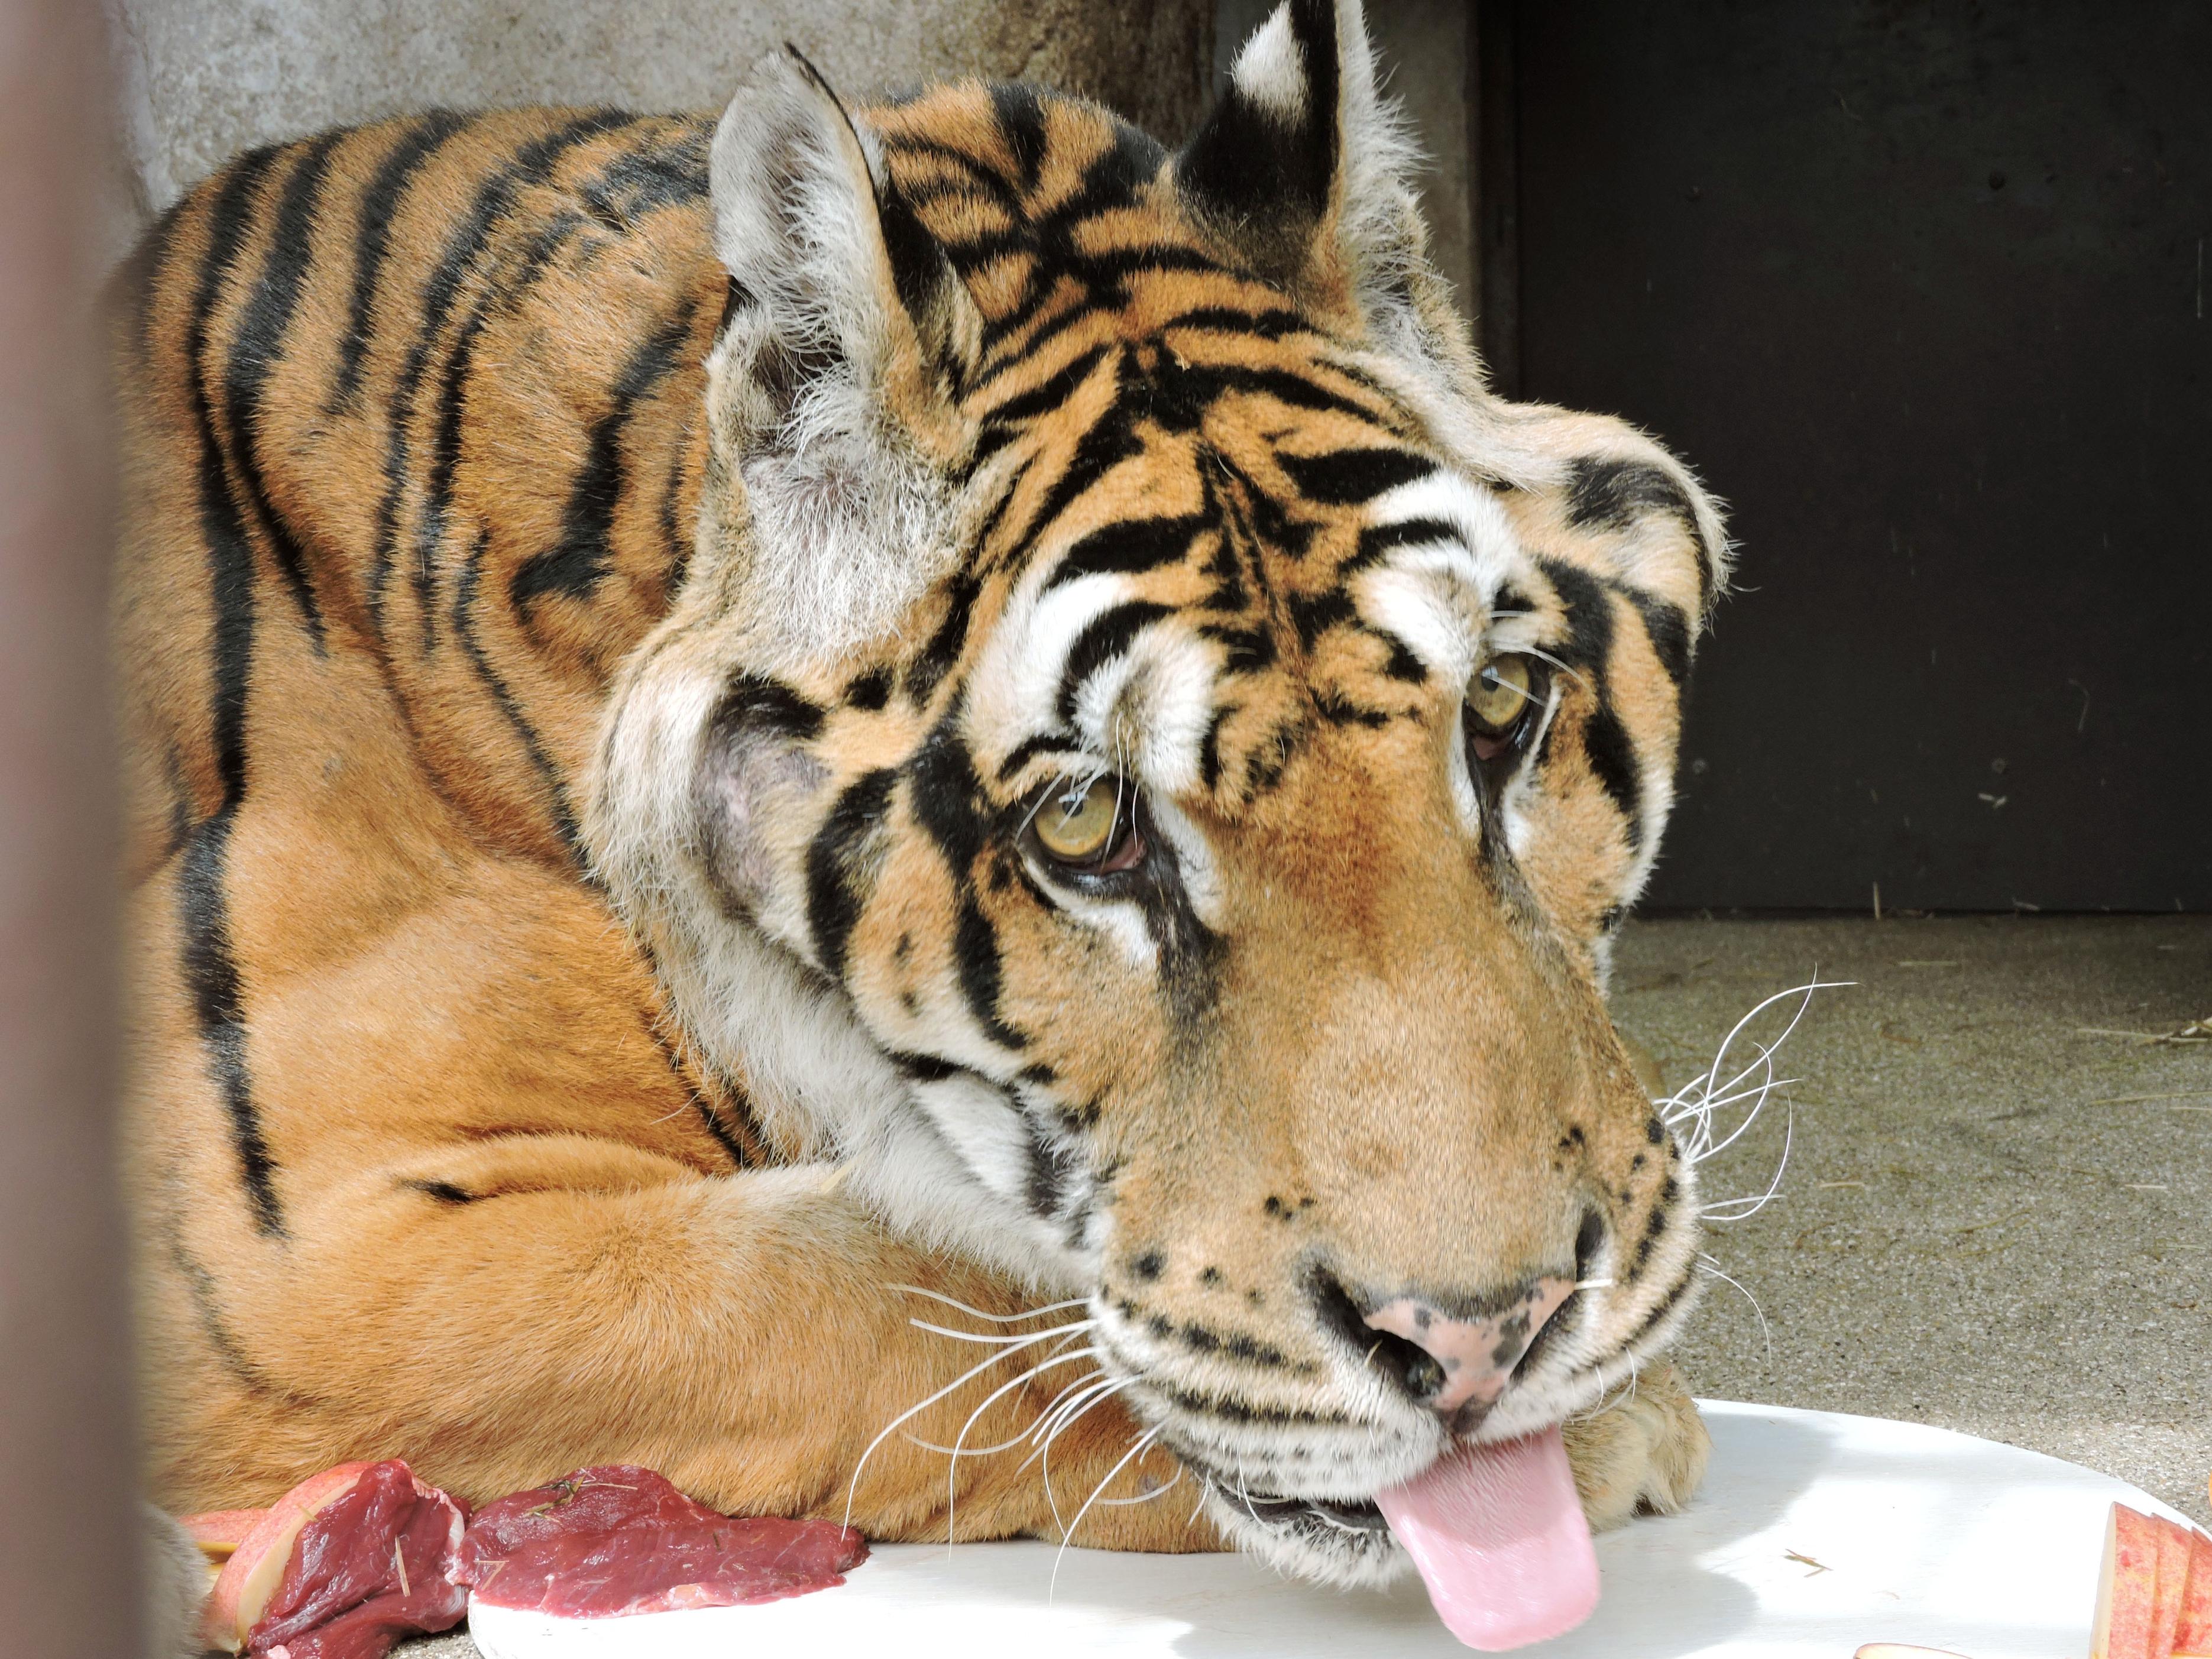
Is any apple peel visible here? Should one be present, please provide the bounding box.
[179,1508,270,1563]
[200,1464,376,1653]
[2172,1526,2212,1658]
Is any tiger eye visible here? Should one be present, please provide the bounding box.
[1467,653,1537,734]
[1032,776,1120,864]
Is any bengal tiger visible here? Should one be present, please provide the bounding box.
[115,0,1725,1594]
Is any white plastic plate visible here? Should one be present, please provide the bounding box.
[467,1401,2194,1658]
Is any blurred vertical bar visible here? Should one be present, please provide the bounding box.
[0,0,140,1654]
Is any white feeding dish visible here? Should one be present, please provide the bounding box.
[469,1401,2197,1658]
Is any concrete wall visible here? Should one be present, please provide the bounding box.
[99,0,1213,254]
[99,1,1477,322]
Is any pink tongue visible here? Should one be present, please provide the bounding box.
[1373,1426,1598,1651]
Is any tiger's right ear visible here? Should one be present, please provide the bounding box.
[702,48,981,663]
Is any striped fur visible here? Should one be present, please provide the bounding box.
[117,0,1724,1583]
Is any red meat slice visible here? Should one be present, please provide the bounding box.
[453,1465,868,1618]
[247,1460,468,1659]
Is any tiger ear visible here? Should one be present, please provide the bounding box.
[1176,0,1430,338]
[702,48,981,664]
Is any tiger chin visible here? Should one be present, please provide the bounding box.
[116,0,1723,1602]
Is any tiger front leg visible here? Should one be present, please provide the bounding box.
[147,1138,1219,1553]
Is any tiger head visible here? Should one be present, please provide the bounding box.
[588,0,1726,1585]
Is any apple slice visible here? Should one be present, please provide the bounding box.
[2090,1504,2165,1659]
[177,1508,268,1563]
[2175,1527,2212,1659]
[2149,1513,2197,1659]
[198,1463,374,1653]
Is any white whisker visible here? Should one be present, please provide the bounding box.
[942,1347,1102,1550]
[841,1324,1081,1534]
[1030,1375,1138,1537]
[892,1285,1092,1324]
[1050,1425,1164,1601]
[1699,1105,1794,1223]
[908,1316,1096,1346]
[1698,1253,1774,1366]
[1097,1461,1184,1506]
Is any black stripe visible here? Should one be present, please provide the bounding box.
[164,1220,303,1399]
[1532,556,1644,843]
[951,897,1026,1051]
[906,712,1029,1051]
[1279,446,1434,506]
[178,817,281,1235]
[1181,359,1389,426]
[575,122,712,223]
[1623,587,1694,687]
[1041,511,1209,592]
[449,532,581,858]
[1055,600,1172,724]
[1010,401,1144,565]
[224,133,344,652]
[905,569,981,706]
[1162,305,1311,341]
[994,731,1076,782]
[512,297,701,610]
[712,674,827,743]
[1350,516,1460,571]
[412,206,590,650]
[1563,455,1713,612]
[990,83,1050,193]
[1024,1123,1083,1221]
[182,147,287,1238]
[656,415,696,588]
[404,1179,477,1205]
[367,109,639,631]
[1287,588,1354,652]
[330,112,475,411]
[1198,704,1235,792]
[1537,556,1614,673]
[886,1049,963,1084]
[1582,701,1646,850]
[805,767,898,980]
[976,342,1111,432]
[1563,456,1698,536]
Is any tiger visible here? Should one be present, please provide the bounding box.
[114,0,1725,1592]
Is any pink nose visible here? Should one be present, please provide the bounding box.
[1362,1276,1578,1418]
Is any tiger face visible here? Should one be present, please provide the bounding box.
[589,0,1725,1585]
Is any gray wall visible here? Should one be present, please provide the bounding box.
[99,0,1215,255]
[100,2,1479,323]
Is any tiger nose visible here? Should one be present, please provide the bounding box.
[1362,1276,1578,1420]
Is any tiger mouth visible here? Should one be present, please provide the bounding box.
[1175,1447,1398,1541]
[1229,1489,1393,1535]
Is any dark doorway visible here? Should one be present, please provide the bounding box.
[1491,1,2211,912]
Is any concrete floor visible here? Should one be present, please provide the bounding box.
[1618,915,2211,1530]
[399,916,2210,1655]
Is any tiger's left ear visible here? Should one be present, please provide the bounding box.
[1177,0,1436,345]
[699,48,982,667]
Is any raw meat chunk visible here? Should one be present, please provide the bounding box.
[454,1465,866,1618]
[247,1460,467,1659]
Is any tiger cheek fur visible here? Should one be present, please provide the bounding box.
[120,0,1722,1586]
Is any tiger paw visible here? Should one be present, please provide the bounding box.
[1560,1357,1711,1532]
